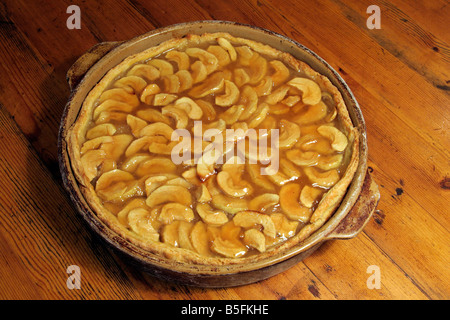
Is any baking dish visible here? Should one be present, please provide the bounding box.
[58,21,380,287]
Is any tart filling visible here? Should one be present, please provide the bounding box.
[68,32,359,264]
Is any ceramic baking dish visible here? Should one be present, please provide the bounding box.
[58,21,380,287]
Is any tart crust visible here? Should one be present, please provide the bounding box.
[67,32,359,265]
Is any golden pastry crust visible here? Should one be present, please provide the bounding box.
[67,32,359,265]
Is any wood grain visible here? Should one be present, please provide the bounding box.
[0,0,448,300]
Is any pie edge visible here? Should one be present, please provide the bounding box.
[66,32,361,266]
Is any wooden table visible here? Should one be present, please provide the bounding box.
[0,0,448,300]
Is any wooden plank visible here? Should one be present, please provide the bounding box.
[332,0,450,87]
[362,163,450,299]
[0,107,142,299]
[250,261,337,300]
[128,0,211,27]
[2,0,155,74]
[304,235,429,299]
[393,0,450,43]
[357,83,449,228]
[0,0,156,172]
[347,80,449,298]
[0,4,71,175]
[0,225,44,299]
[123,259,338,300]
[115,241,339,299]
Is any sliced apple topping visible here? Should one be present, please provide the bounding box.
[165,50,190,70]
[196,203,229,226]
[77,34,354,259]
[317,125,348,152]
[279,183,312,222]
[287,77,322,105]
[233,210,276,238]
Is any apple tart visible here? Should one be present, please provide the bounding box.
[68,32,359,265]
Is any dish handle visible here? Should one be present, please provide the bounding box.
[66,41,123,91]
[325,170,380,240]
